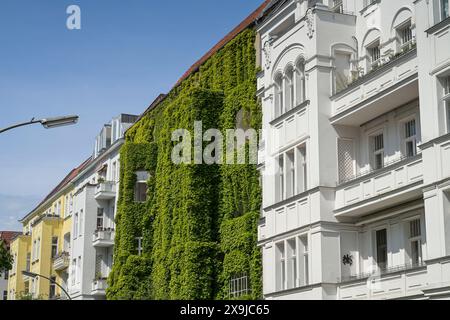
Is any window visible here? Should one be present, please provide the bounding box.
[3,290,7,301]
[404,119,417,158]
[334,52,352,93]
[276,155,284,202]
[331,0,343,13]
[441,0,449,20]
[69,194,73,214]
[274,74,284,118]
[64,196,69,218]
[77,257,81,283]
[135,182,148,202]
[112,161,117,182]
[97,208,104,230]
[49,277,56,299]
[371,133,384,170]
[398,22,413,50]
[56,200,62,216]
[367,41,381,69]
[134,171,149,203]
[229,273,250,298]
[409,219,422,265]
[286,150,295,199]
[71,259,76,285]
[135,237,143,256]
[51,237,58,259]
[375,229,388,270]
[276,242,286,291]
[79,209,84,236]
[74,213,79,238]
[295,61,306,105]
[36,238,40,259]
[26,253,30,272]
[285,67,295,112]
[299,235,309,287]
[287,239,297,289]
[297,146,307,194]
[3,270,8,280]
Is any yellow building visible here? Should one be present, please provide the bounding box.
[8,160,90,300]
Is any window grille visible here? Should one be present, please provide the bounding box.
[229,273,250,298]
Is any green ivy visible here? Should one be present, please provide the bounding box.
[107,28,262,300]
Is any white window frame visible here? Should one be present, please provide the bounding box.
[374,227,388,271]
[441,0,450,21]
[367,39,381,70]
[370,131,385,171]
[397,20,413,52]
[401,117,418,158]
[135,237,143,256]
[443,75,450,133]
[406,217,423,266]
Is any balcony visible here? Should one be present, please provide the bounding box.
[338,262,427,300]
[94,181,116,200]
[53,252,70,271]
[92,228,115,247]
[335,155,423,218]
[330,47,418,127]
[91,278,108,296]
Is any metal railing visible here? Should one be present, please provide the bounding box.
[338,153,421,185]
[338,261,426,283]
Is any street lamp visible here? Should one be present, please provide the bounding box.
[21,270,72,300]
[0,115,79,134]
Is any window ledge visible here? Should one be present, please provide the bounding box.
[426,16,450,35]
[270,100,310,126]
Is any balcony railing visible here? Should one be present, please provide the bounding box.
[94,181,116,200]
[338,261,426,284]
[333,42,416,97]
[338,153,420,185]
[92,228,115,247]
[53,252,70,271]
[91,278,108,295]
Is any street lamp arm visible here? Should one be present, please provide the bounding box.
[0,119,41,134]
[22,271,72,300]
[0,115,79,134]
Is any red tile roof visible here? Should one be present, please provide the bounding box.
[0,231,21,246]
[20,157,92,222]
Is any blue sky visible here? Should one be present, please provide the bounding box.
[0,0,263,231]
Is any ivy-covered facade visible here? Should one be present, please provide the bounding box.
[106,27,263,300]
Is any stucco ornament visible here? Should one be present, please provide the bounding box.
[306,8,315,39]
[263,40,272,70]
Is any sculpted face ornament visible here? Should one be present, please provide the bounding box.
[306,9,315,39]
[263,40,272,70]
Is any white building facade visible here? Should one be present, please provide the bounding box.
[67,114,138,300]
[257,0,450,300]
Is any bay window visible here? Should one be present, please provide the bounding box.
[275,144,308,204]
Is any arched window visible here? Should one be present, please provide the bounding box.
[285,66,294,112]
[274,74,284,118]
[295,60,306,104]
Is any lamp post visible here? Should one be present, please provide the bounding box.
[22,270,72,300]
[0,115,79,134]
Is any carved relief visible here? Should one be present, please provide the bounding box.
[306,9,315,39]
